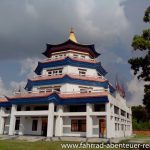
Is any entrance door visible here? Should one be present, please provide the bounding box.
[41,119,47,136]
[99,119,106,138]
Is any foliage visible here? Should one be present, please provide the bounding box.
[132,105,150,130]
[131,105,149,122]
[132,119,150,130]
[128,7,150,111]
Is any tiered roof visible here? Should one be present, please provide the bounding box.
[43,30,100,58]
[0,29,116,106]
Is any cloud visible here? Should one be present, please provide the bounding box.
[25,0,38,19]
[0,76,27,96]
[0,0,132,60]
[101,48,127,65]
[127,71,144,106]
[0,57,39,97]
[75,0,130,44]
[10,80,26,93]
[20,57,38,78]
[0,77,9,96]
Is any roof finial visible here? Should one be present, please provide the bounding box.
[70,27,74,33]
[69,27,77,43]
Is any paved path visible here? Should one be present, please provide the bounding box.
[1,135,149,143]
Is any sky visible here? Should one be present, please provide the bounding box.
[0,0,149,106]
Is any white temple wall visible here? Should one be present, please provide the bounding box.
[23,117,42,136]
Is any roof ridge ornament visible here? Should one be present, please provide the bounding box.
[69,27,77,43]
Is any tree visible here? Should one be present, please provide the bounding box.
[128,7,150,113]
[132,105,148,122]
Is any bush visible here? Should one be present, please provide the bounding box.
[133,118,150,130]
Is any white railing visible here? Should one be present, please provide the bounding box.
[14,88,108,96]
[33,73,106,80]
[42,56,96,62]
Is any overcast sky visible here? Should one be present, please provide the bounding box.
[0,0,149,106]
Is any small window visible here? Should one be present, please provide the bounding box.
[26,106,31,111]
[71,120,86,132]
[15,119,20,131]
[32,120,38,131]
[114,106,119,115]
[115,123,117,131]
[94,104,105,112]
[80,88,87,93]
[121,110,126,117]
[78,69,87,76]
[17,106,21,111]
[73,54,78,58]
[81,55,85,59]
[79,86,93,93]
[53,87,60,92]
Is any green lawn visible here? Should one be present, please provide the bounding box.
[0,140,123,150]
[133,135,150,139]
[0,136,150,150]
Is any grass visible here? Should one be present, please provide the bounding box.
[0,135,150,150]
[0,140,124,150]
[133,134,150,139]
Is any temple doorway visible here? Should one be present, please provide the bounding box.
[99,119,106,138]
[41,119,47,136]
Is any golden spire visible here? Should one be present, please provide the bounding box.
[69,27,77,43]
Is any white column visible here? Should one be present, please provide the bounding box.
[19,117,25,135]
[55,105,63,136]
[47,103,54,137]
[86,103,93,138]
[0,107,5,134]
[106,103,111,138]
[9,105,17,135]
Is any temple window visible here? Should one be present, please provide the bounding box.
[37,85,61,92]
[15,119,20,131]
[78,68,87,76]
[127,113,129,119]
[114,106,119,115]
[34,106,48,110]
[26,106,31,111]
[32,120,38,131]
[71,119,86,132]
[37,86,52,92]
[53,86,60,92]
[69,105,86,112]
[73,54,78,58]
[79,86,93,93]
[94,104,105,112]
[121,110,126,117]
[47,68,63,76]
[17,105,22,111]
[81,55,85,59]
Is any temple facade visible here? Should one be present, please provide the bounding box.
[0,30,132,138]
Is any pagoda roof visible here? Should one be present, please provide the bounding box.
[43,39,100,58]
[25,74,109,91]
[0,97,11,107]
[0,97,8,102]
[6,91,109,105]
[35,57,107,76]
[7,91,108,100]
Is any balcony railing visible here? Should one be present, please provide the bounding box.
[33,73,106,80]
[14,88,108,95]
[42,56,96,63]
